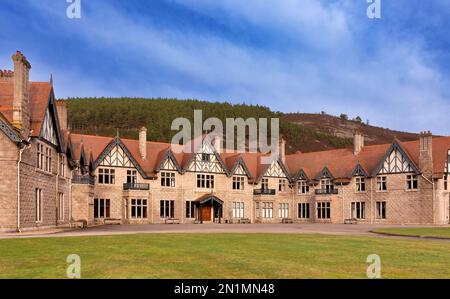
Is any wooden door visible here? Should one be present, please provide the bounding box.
[200,205,211,221]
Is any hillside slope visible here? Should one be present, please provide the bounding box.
[64,98,418,154]
[283,113,420,149]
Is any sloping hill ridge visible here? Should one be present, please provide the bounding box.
[283,113,420,150]
[64,98,419,154]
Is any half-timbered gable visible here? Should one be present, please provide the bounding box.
[40,107,58,145]
[94,137,148,179]
[295,169,310,182]
[263,160,288,178]
[186,141,228,174]
[233,164,246,176]
[98,144,133,168]
[373,142,419,175]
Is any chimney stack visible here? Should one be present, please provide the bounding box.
[419,131,433,178]
[279,136,286,163]
[353,130,364,155]
[139,127,147,160]
[55,100,68,132]
[11,51,31,137]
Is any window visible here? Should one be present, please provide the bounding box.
[186,201,195,218]
[59,154,65,177]
[201,153,211,162]
[255,202,260,218]
[317,202,331,219]
[261,178,269,190]
[406,175,418,190]
[161,172,176,187]
[298,203,310,219]
[131,199,147,219]
[127,170,137,185]
[261,202,273,218]
[355,177,366,192]
[351,202,365,219]
[444,175,448,190]
[196,174,214,189]
[320,178,333,192]
[35,189,42,222]
[160,200,175,218]
[297,180,309,194]
[278,203,289,218]
[232,176,245,190]
[94,198,110,218]
[376,201,386,219]
[36,143,52,172]
[232,202,244,218]
[376,176,387,191]
[45,147,52,172]
[58,193,64,221]
[98,168,115,184]
[37,143,44,170]
[278,179,286,192]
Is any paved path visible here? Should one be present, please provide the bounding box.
[1,223,448,240]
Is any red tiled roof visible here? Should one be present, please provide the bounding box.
[0,81,52,137]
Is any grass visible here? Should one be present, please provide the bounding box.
[372,227,450,239]
[0,233,449,278]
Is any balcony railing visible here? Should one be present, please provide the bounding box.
[253,188,276,195]
[123,183,150,191]
[315,188,338,195]
[72,175,95,185]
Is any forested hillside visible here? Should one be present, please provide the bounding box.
[65,98,352,153]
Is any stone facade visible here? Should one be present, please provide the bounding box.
[1,51,449,232]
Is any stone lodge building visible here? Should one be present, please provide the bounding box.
[0,51,449,232]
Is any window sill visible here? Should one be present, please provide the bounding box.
[35,169,53,176]
[405,189,419,192]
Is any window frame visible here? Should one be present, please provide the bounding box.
[317,202,331,219]
[376,201,387,219]
[297,180,309,195]
[376,176,387,191]
[94,198,111,219]
[406,174,419,190]
[98,168,115,185]
[131,199,148,219]
[160,200,175,219]
[35,188,42,223]
[298,203,310,219]
[351,202,366,219]
[278,203,289,218]
[355,177,366,192]
[232,176,245,190]
[232,202,245,218]
[196,174,215,189]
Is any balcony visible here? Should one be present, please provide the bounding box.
[253,188,276,195]
[123,183,150,191]
[315,188,338,195]
[72,175,95,185]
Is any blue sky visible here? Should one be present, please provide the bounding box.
[1,0,449,134]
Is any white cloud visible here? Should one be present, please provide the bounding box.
[11,0,450,135]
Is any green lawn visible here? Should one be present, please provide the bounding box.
[0,233,449,278]
[372,227,450,239]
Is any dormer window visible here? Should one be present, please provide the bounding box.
[320,178,333,192]
[297,180,309,194]
[201,153,211,162]
[355,177,366,192]
[261,178,269,190]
